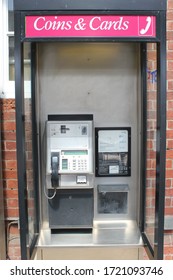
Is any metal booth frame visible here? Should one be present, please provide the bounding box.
[14,0,167,260]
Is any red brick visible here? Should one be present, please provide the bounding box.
[4,160,17,169]
[167,21,173,31]
[167,51,173,60]
[167,12,173,20]
[167,121,173,129]
[1,131,16,141]
[166,169,173,178]
[168,81,173,91]
[168,0,173,10]
[164,255,173,260]
[0,99,15,109]
[165,208,173,215]
[5,208,19,218]
[167,42,173,50]
[167,150,173,159]
[167,71,173,81]
[167,31,173,41]
[1,111,16,121]
[168,61,173,71]
[164,247,173,255]
[2,121,16,131]
[167,129,173,138]
[166,159,173,168]
[165,198,172,207]
[6,198,18,208]
[166,179,172,188]
[165,189,173,196]
[167,100,173,110]
[146,170,156,178]
[6,180,18,189]
[167,140,173,149]
[4,189,18,199]
[5,141,16,151]
[2,151,16,161]
[3,170,17,180]
[8,224,19,235]
[146,188,155,196]
[147,140,153,149]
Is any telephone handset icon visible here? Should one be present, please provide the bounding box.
[140,17,151,35]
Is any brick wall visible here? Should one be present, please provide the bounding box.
[0,99,20,260]
[164,0,173,260]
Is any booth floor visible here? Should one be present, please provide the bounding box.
[35,220,143,260]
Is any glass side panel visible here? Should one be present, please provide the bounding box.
[23,42,37,252]
[8,0,14,81]
[9,39,31,81]
[8,0,14,32]
[144,43,157,249]
[9,36,14,81]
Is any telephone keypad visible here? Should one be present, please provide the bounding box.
[61,155,89,172]
[72,159,88,171]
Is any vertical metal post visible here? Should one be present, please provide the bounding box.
[140,43,155,260]
[30,42,40,255]
[14,11,29,260]
[140,43,147,233]
[154,10,167,260]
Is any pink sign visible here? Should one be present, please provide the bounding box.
[25,15,156,38]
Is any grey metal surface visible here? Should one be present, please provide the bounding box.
[38,42,141,229]
[37,220,143,248]
[36,220,143,259]
[37,247,141,260]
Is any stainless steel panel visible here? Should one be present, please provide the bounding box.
[36,220,143,259]
[38,220,142,248]
[37,42,143,259]
[38,42,141,228]
[40,247,140,260]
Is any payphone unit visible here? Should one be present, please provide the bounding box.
[46,115,93,189]
[45,115,94,229]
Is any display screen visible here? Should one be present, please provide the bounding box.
[95,127,131,177]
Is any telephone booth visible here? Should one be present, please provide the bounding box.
[14,0,167,260]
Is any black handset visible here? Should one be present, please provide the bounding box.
[51,152,59,188]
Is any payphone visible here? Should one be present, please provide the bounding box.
[45,115,94,229]
[45,115,132,229]
[46,115,93,189]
